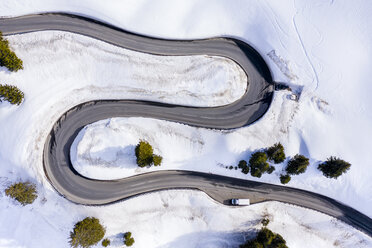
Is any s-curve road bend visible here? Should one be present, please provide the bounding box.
[1,13,371,237]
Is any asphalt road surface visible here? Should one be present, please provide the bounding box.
[1,14,371,237]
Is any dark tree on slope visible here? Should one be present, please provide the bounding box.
[5,181,37,205]
[240,228,288,248]
[0,84,24,105]
[135,140,163,167]
[266,143,286,164]
[238,160,248,169]
[286,154,309,175]
[249,152,269,178]
[318,156,351,179]
[135,141,154,167]
[102,238,111,247]
[124,232,135,247]
[69,217,105,248]
[153,155,163,166]
[280,174,291,185]
[238,160,250,174]
[0,32,23,72]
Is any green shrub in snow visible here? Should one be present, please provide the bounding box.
[318,156,351,179]
[280,174,291,185]
[5,181,37,205]
[153,154,163,166]
[101,238,110,247]
[124,232,135,247]
[249,152,269,178]
[69,217,105,248]
[266,143,286,164]
[0,31,23,72]
[286,154,309,175]
[238,160,250,174]
[135,140,163,167]
[238,160,248,169]
[240,228,287,248]
[0,84,24,105]
[135,140,153,167]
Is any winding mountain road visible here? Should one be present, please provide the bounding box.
[1,13,371,237]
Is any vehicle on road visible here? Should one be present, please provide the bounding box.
[231,198,250,206]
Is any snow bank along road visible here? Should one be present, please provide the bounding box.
[1,14,371,237]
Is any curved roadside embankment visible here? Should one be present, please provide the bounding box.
[1,13,371,237]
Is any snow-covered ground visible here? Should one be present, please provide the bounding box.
[71,93,296,181]
[65,0,372,218]
[1,0,372,247]
[0,31,246,108]
[0,188,371,248]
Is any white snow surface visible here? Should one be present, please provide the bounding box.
[0,31,247,107]
[1,189,371,248]
[1,0,372,247]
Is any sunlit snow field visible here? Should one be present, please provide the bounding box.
[1,0,372,247]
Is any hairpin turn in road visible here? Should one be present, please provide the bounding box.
[1,13,371,237]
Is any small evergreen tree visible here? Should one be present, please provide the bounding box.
[249,152,269,178]
[318,157,351,179]
[69,217,105,248]
[0,84,24,105]
[286,154,309,175]
[241,240,264,248]
[238,160,247,169]
[0,32,23,72]
[280,174,291,185]
[238,160,250,174]
[256,228,274,244]
[266,143,286,164]
[135,140,162,167]
[135,141,154,167]
[5,182,37,205]
[124,232,135,247]
[153,154,163,166]
[101,238,110,247]
[240,228,287,248]
[242,166,250,174]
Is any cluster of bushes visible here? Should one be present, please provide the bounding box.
[0,31,23,72]
[5,181,37,205]
[280,154,350,183]
[135,140,162,167]
[69,217,135,248]
[0,84,24,105]
[240,228,287,248]
[124,232,135,246]
[249,151,274,178]
[237,142,351,184]
[278,154,310,184]
[237,143,283,178]
[0,32,24,106]
[226,165,238,170]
